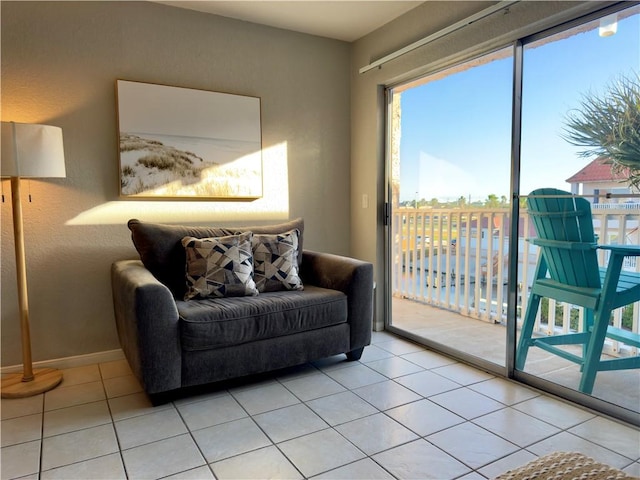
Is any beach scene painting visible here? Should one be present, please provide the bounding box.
[117,80,262,199]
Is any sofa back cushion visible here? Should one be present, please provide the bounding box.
[128,218,304,298]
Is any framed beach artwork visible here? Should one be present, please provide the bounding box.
[116,80,262,199]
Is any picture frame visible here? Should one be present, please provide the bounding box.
[116,80,262,200]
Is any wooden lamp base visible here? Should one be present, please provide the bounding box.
[1,368,63,398]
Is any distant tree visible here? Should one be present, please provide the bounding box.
[485,194,500,208]
[563,72,640,188]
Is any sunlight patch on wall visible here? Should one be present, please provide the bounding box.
[66,142,289,225]
[122,149,263,199]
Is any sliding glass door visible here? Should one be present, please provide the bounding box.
[386,3,639,420]
[516,5,640,415]
[387,47,514,369]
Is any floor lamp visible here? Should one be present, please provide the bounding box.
[1,121,66,398]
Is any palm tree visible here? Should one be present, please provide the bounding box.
[563,72,640,188]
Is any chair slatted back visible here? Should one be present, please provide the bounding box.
[527,188,601,289]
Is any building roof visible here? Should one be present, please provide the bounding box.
[566,156,627,184]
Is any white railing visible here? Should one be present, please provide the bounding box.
[392,206,640,357]
[593,202,640,210]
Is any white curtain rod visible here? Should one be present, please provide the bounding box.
[359,0,520,74]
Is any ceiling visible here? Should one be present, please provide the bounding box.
[154,1,424,42]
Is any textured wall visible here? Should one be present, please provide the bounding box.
[350,1,608,329]
[1,1,351,365]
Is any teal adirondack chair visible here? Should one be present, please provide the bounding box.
[516,188,640,394]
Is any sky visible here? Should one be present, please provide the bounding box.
[397,6,639,203]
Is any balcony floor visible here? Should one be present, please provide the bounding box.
[391,297,640,415]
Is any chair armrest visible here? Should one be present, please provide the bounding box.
[111,260,181,395]
[597,245,640,256]
[530,238,597,251]
[300,250,373,351]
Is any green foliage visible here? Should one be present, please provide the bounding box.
[486,194,500,208]
[563,72,640,188]
[519,197,527,209]
[540,297,549,320]
[622,304,634,331]
[540,298,634,332]
[399,194,510,209]
[540,298,578,331]
[570,307,579,331]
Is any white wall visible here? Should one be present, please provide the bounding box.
[350,1,608,329]
[1,1,351,366]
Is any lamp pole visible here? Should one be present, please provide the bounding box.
[1,176,63,397]
[11,176,35,382]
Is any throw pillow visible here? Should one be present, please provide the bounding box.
[252,229,304,292]
[182,232,259,300]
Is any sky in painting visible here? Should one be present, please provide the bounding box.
[398,7,639,203]
[117,80,260,141]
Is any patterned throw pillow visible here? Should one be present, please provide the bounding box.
[182,232,259,300]
[252,229,304,292]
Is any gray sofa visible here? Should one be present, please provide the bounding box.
[111,218,373,403]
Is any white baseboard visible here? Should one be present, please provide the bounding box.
[1,349,125,374]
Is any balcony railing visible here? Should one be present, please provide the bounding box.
[392,206,640,357]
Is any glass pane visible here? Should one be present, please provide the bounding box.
[389,48,513,366]
[518,5,639,414]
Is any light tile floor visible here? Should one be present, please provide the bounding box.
[2,331,639,480]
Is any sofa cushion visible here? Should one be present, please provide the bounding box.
[177,285,347,351]
[183,233,259,300]
[128,218,304,298]
[252,229,303,293]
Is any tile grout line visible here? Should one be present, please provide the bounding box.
[172,397,217,479]
[38,392,45,480]
[101,367,132,480]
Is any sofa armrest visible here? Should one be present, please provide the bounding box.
[111,260,182,395]
[300,250,373,352]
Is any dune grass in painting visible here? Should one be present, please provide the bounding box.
[119,133,261,198]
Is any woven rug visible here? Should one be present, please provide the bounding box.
[493,451,637,480]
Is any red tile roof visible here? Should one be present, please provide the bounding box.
[565,157,627,183]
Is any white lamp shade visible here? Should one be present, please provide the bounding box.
[1,122,66,178]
